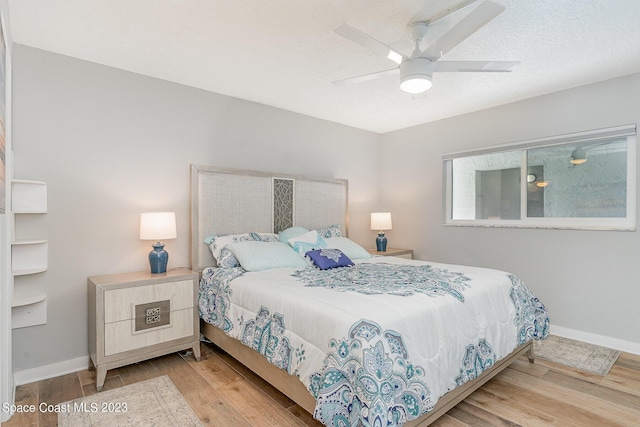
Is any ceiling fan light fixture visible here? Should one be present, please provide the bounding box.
[400,57,434,94]
[400,76,432,94]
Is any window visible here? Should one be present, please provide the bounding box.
[443,124,636,230]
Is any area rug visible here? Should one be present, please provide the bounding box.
[58,375,202,426]
[535,335,620,376]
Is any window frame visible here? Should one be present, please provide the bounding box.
[442,124,637,231]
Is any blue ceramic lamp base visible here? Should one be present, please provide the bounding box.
[149,242,169,274]
[376,232,388,252]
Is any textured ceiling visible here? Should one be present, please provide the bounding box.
[7,0,640,133]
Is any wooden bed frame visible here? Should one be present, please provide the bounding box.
[202,321,533,426]
[190,165,535,426]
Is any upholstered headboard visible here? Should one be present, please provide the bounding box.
[190,165,349,272]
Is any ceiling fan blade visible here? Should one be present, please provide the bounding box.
[334,23,406,64]
[332,67,400,86]
[435,61,520,72]
[421,1,505,60]
[422,0,482,24]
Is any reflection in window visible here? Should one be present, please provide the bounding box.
[452,151,521,220]
[443,125,636,230]
[527,138,627,218]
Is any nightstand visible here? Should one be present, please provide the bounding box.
[88,268,201,391]
[367,248,413,259]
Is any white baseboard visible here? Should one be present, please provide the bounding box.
[13,356,89,386]
[551,324,640,355]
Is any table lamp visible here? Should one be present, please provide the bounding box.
[371,212,392,252]
[139,212,177,274]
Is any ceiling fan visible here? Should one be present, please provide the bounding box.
[333,0,519,94]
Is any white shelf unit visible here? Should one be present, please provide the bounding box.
[11,295,47,329]
[12,180,47,213]
[11,179,48,329]
[11,240,48,275]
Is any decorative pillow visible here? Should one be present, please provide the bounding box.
[289,230,327,255]
[316,224,344,239]
[278,226,310,244]
[204,232,279,268]
[306,248,354,270]
[324,237,372,260]
[226,241,307,272]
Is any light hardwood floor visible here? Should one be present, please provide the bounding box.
[3,341,640,426]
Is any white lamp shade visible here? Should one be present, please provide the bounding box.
[371,212,392,231]
[139,212,177,240]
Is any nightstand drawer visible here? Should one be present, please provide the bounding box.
[104,307,194,356]
[104,279,193,323]
[394,253,413,259]
[367,248,413,259]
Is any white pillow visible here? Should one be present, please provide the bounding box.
[204,232,278,268]
[324,237,372,260]
[278,226,310,244]
[288,230,327,255]
[227,241,307,271]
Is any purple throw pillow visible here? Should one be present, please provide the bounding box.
[306,248,354,270]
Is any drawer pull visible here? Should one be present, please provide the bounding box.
[134,300,170,332]
[146,314,161,324]
[146,307,161,317]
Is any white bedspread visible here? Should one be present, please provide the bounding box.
[199,256,549,426]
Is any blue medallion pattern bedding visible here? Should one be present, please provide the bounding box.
[199,256,549,427]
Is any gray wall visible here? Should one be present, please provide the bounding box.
[11,45,381,371]
[380,72,640,346]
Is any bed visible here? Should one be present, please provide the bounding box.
[190,165,549,427]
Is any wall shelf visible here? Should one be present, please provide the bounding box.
[12,294,47,308]
[11,240,48,276]
[11,295,47,329]
[12,180,47,213]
